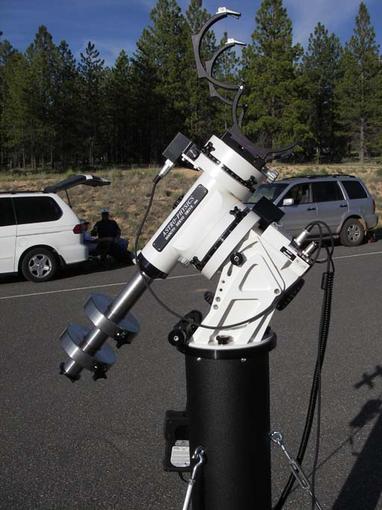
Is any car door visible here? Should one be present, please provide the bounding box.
[0,197,17,273]
[275,183,317,236]
[311,181,347,233]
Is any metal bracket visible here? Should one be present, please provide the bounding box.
[181,446,206,510]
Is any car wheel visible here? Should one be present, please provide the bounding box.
[21,248,58,282]
[340,218,365,246]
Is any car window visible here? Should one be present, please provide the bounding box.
[312,181,344,202]
[14,196,63,224]
[249,183,288,203]
[0,197,16,227]
[283,183,312,205]
[341,180,367,199]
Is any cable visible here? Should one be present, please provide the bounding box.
[273,225,335,510]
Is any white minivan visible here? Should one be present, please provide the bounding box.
[0,174,110,282]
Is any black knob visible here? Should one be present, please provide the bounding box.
[168,328,187,347]
[204,291,214,305]
[93,363,108,381]
[230,252,244,266]
[114,329,130,349]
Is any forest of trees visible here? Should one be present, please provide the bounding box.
[0,0,381,171]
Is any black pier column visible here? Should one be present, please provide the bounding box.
[185,332,276,510]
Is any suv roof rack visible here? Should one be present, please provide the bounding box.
[282,174,356,180]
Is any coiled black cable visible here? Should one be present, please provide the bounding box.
[274,222,335,510]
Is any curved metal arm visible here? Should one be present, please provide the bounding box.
[206,40,246,104]
[206,42,239,105]
[231,84,245,129]
[192,9,299,161]
[192,8,241,91]
[238,102,248,128]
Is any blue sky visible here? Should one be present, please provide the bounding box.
[1,0,381,65]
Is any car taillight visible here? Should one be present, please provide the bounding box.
[73,224,82,234]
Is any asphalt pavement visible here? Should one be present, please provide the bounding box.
[1,241,382,509]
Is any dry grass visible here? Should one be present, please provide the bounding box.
[0,167,198,247]
[1,162,380,246]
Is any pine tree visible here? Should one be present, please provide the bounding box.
[1,52,29,168]
[0,37,18,168]
[131,0,190,160]
[106,50,132,163]
[242,0,309,150]
[53,41,81,168]
[78,42,106,166]
[303,23,344,162]
[336,2,382,162]
[24,26,59,169]
[129,27,163,162]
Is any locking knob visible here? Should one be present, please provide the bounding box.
[230,251,244,266]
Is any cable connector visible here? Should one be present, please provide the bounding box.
[294,228,311,247]
[154,132,193,183]
[154,159,174,183]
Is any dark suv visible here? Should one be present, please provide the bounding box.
[248,174,378,246]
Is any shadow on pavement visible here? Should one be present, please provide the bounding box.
[332,366,382,510]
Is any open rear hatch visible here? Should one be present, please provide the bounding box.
[44,174,111,193]
[44,174,111,209]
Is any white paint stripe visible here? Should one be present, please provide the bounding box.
[0,273,200,301]
[0,249,381,302]
[334,250,382,261]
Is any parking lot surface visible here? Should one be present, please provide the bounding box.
[1,242,382,509]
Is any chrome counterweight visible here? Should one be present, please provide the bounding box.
[60,271,149,380]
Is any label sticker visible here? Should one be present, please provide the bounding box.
[153,184,208,252]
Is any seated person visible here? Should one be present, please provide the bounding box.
[91,209,130,263]
[91,208,121,240]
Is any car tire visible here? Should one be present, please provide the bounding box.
[340,218,365,246]
[21,248,58,282]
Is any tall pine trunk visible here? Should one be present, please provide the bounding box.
[360,117,365,164]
